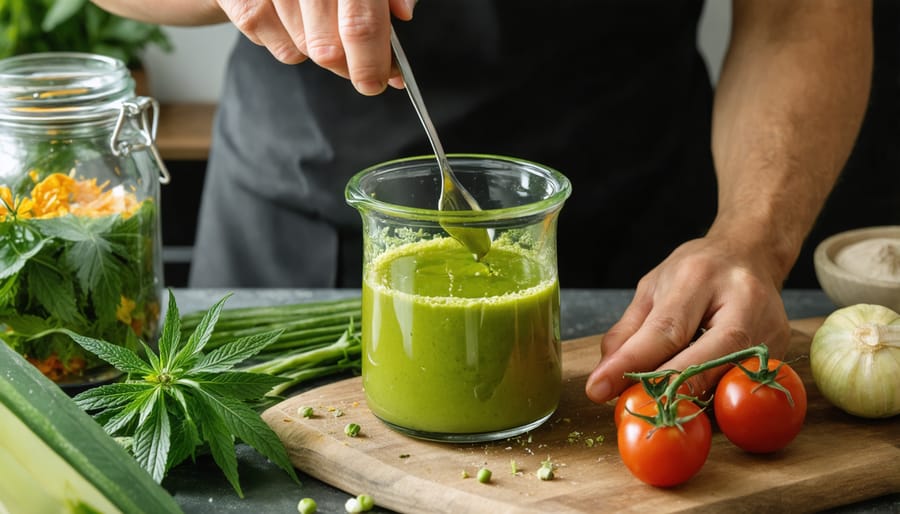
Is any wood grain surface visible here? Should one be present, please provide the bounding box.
[155,103,215,161]
[262,318,900,513]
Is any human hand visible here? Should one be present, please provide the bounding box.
[584,234,793,404]
[215,0,416,95]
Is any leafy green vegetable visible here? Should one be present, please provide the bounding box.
[0,0,172,67]
[0,200,160,381]
[67,291,300,497]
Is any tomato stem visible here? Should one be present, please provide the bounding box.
[624,344,773,427]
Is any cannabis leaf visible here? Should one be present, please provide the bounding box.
[0,221,46,280]
[25,260,80,324]
[38,214,124,324]
[68,290,298,497]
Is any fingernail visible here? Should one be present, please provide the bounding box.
[587,378,612,403]
[355,80,386,96]
[388,76,405,89]
[405,0,418,17]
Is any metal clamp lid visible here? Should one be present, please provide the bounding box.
[110,96,171,185]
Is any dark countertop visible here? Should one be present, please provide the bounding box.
[164,288,899,514]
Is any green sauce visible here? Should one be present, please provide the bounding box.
[362,237,561,436]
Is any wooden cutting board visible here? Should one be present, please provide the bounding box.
[262,318,900,513]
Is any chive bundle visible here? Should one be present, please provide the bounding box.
[180,296,363,397]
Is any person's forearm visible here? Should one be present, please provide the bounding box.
[91,0,228,26]
[710,0,873,283]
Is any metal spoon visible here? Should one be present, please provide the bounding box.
[389,27,491,260]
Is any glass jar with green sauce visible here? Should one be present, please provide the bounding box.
[0,53,168,387]
[346,154,571,442]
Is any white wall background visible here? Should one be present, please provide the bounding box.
[142,3,732,104]
[142,23,238,103]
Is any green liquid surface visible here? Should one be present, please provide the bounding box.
[362,237,561,435]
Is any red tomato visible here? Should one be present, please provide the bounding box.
[614,383,655,427]
[713,357,807,454]
[617,399,712,487]
[614,381,693,427]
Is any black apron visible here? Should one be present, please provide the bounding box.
[190,0,717,288]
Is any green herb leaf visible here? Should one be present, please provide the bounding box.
[101,387,152,435]
[37,215,126,325]
[166,414,201,471]
[191,392,243,498]
[74,382,154,411]
[3,313,54,336]
[70,291,298,495]
[86,259,122,325]
[35,210,117,242]
[0,274,20,310]
[26,260,79,324]
[132,389,171,483]
[38,215,121,292]
[192,388,299,484]
[0,222,46,279]
[139,339,161,373]
[64,329,153,376]
[170,293,232,371]
[4,193,160,380]
[193,329,284,373]
[157,289,181,365]
[188,372,287,401]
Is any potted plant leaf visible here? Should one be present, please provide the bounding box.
[0,0,172,94]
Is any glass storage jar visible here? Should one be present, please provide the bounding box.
[346,154,571,442]
[0,53,168,387]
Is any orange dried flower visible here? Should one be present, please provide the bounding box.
[14,172,143,220]
[26,353,86,382]
[0,185,35,220]
[116,295,137,325]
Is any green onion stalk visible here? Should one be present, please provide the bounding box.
[179,296,363,399]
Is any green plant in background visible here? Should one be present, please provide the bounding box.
[0,0,172,68]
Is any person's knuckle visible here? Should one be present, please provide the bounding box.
[714,325,754,353]
[305,34,344,67]
[227,0,264,35]
[634,273,656,294]
[734,268,769,297]
[269,42,305,64]
[285,28,308,54]
[338,12,380,43]
[600,326,628,354]
[647,315,691,352]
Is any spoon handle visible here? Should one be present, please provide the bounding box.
[389,26,491,260]
[389,27,452,172]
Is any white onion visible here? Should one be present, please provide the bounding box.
[810,304,900,418]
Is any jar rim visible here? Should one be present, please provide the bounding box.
[0,52,133,126]
[345,154,572,223]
